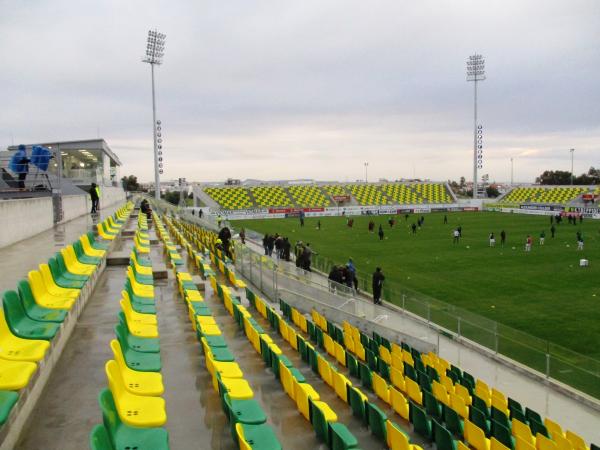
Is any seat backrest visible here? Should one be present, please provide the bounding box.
[386,420,409,450]
[98,388,122,443]
[235,423,252,450]
[537,434,558,450]
[491,437,511,450]
[2,290,27,332]
[28,270,49,300]
[48,257,63,280]
[433,418,457,450]
[39,264,59,289]
[109,339,128,371]
[512,418,534,443]
[565,431,587,450]
[17,280,38,311]
[411,402,431,437]
[465,419,487,449]
[105,360,124,397]
[89,424,114,450]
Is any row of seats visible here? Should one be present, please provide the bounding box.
[250,185,293,208]
[287,185,331,207]
[167,218,373,450]
[160,214,283,450]
[243,287,424,450]
[501,187,587,205]
[0,203,131,430]
[285,304,597,450]
[201,183,454,209]
[203,247,353,449]
[204,186,254,210]
[382,183,452,204]
[90,210,169,449]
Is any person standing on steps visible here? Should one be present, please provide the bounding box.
[372,267,385,305]
[90,182,100,214]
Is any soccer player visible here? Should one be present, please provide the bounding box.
[453,229,460,244]
[500,230,506,246]
[411,223,417,234]
[550,224,556,238]
[525,235,532,252]
[539,230,545,245]
[378,224,384,240]
[489,232,495,247]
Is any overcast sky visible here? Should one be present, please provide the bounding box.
[1,0,599,183]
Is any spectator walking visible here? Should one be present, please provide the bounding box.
[262,234,269,255]
[346,258,358,292]
[283,237,291,261]
[239,228,246,244]
[15,146,30,189]
[90,182,100,214]
[302,243,313,271]
[372,267,385,305]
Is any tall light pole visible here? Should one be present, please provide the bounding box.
[570,148,574,185]
[364,162,369,183]
[142,29,166,200]
[510,157,514,186]
[467,54,486,199]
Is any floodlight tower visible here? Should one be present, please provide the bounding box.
[466,54,486,199]
[142,29,166,200]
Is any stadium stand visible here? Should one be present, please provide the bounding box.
[166,216,599,450]
[203,187,253,210]
[0,203,132,445]
[287,185,331,207]
[500,186,587,205]
[250,185,293,207]
[322,184,350,198]
[382,183,452,204]
[90,212,169,449]
[346,184,390,205]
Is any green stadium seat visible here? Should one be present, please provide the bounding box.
[444,405,464,437]
[13,285,67,322]
[348,386,368,425]
[433,419,458,450]
[366,402,387,441]
[114,330,161,372]
[410,402,432,440]
[2,292,61,340]
[235,422,281,450]
[48,257,86,289]
[89,425,114,450]
[96,389,169,450]
[330,422,358,450]
[115,323,160,353]
[0,391,18,425]
[491,420,514,449]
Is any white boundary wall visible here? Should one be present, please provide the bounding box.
[0,186,125,248]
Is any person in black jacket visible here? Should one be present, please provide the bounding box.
[90,183,100,213]
[372,267,385,305]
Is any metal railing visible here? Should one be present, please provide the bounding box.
[233,226,600,402]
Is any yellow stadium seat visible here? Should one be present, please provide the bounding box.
[105,360,166,427]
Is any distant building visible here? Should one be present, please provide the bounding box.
[5,139,121,188]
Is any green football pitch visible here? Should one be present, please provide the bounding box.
[234,212,600,363]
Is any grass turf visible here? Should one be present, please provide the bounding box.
[235,212,600,363]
